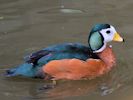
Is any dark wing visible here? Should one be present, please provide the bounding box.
[25,50,53,66]
[24,43,99,66]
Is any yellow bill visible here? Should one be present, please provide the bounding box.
[113,32,124,42]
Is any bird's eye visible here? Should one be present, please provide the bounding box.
[106,30,111,34]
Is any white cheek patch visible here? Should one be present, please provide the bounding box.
[100,25,116,43]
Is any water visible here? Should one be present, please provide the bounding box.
[0,0,133,100]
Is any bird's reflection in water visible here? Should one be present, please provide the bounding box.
[28,73,123,99]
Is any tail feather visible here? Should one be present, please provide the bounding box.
[5,63,38,77]
[6,68,17,77]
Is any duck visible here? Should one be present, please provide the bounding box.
[6,24,124,80]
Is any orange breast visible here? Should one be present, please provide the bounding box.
[42,58,108,80]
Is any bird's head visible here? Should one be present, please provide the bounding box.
[88,24,124,53]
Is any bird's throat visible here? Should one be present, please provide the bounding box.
[97,46,116,69]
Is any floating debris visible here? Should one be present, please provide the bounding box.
[0,16,4,20]
[60,8,84,14]
[100,83,122,96]
[101,88,114,96]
